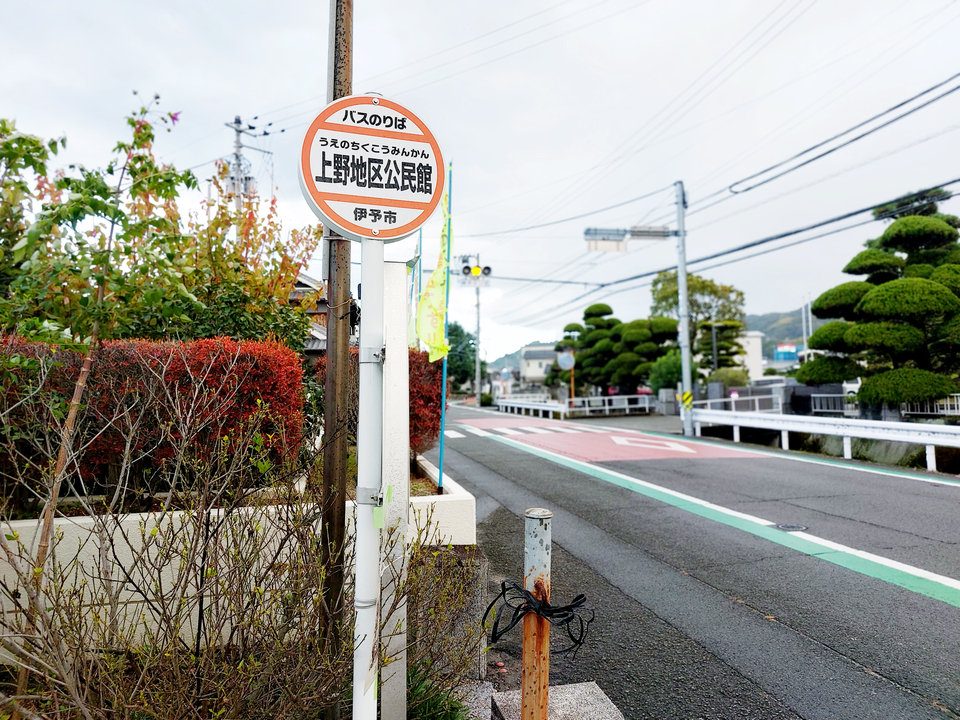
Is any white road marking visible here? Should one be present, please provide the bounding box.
[443,430,466,439]
[491,427,524,436]
[459,425,493,437]
[519,427,555,434]
[611,435,696,453]
[549,427,583,434]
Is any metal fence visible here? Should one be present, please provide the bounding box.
[691,395,782,413]
[902,394,960,416]
[811,394,860,417]
[494,394,656,419]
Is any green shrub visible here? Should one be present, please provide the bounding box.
[622,328,652,344]
[879,215,958,252]
[930,264,960,296]
[865,271,901,285]
[858,368,955,405]
[562,322,585,335]
[842,249,904,275]
[811,281,874,319]
[480,393,493,407]
[584,303,613,318]
[707,366,749,387]
[795,356,860,385]
[903,263,934,279]
[855,278,960,322]
[635,341,659,356]
[843,321,925,353]
[807,321,851,352]
[649,316,679,340]
[648,349,684,394]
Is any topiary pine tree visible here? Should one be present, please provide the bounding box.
[547,307,677,393]
[694,319,744,378]
[805,211,960,408]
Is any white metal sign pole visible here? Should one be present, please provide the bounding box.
[354,237,384,720]
[675,180,694,438]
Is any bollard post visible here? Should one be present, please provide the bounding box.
[523,508,552,720]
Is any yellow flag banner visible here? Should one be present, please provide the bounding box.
[416,197,450,362]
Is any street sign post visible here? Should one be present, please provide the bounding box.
[557,350,575,401]
[301,93,444,720]
[300,94,445,243]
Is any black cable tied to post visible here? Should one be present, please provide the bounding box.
[483,580,594,657]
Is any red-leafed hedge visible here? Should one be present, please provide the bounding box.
[1,337,304,488]
[409,350,444,455]
[314,348,445,456]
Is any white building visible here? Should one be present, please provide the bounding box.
[738,330,765,382]
[519,344,557,386]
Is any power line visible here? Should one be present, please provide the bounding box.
[728,71,960,194]
[459,185,672,238]
[499,175,960,325]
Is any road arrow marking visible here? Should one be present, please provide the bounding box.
[611,435,696,453]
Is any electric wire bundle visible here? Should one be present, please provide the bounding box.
[483,580,594,657]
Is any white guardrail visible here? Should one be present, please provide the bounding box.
[690,408,960,472]
[495,394,656,419]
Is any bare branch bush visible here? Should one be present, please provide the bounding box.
[0,341,353,719]
[380,508,486,716]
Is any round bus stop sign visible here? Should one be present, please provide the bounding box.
[299,95,445,243]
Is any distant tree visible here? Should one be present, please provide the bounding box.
[651,271,745,350]
[694,319,744,377]
[446,322,480,387]
[547,308,677,393]
[871,187,951,221]
[706,366,749,388]
[648,349,694,395]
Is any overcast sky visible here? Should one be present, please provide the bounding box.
[4,0,960,361]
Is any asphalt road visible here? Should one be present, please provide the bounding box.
[427,405,960,720]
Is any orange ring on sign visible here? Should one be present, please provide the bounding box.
[300,95,445,241]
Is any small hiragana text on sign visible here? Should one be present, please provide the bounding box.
[314,153,433,195]
[315,136,431,159]
[352,207,399,224]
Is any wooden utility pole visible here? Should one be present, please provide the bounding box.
[321,0,352,711]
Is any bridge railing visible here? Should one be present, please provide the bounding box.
[690,407,960,472]
[811,394,860,417]
[690,395,781,414]
[566,394,656,416]
[494,394,656,419]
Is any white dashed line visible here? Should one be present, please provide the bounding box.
[443,430,465,439]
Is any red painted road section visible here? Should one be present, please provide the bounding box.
[459,417,757,463]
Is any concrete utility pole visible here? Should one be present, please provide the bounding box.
[322,2,352,719]
[675,180,694,438]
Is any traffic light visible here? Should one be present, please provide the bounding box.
[461,264,492,277]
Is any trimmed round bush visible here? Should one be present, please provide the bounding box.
[593,338,615,353]
[582,329,611,344]
[622,328,652,344]
[842,249,904,276]
[943,245,960,265]
[843,321,925,353]
[811,282,874,319]
[855,278,960,322]
[858,368,955,405]
[563,322,585,335]
[865,271,900,285]
[634,360,655,377]
[903,263,934,279]
[584,303,613,318]
[930,263,960,296]
[806,321,850,352]
[649,316,679,339]
[794,356,861,386]
[614,351,642,368]
[635,341,659,356]
[879,216,958,252]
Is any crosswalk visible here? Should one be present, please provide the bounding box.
[443,424,606,439]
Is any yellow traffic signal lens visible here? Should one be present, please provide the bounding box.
[471,265,482,276]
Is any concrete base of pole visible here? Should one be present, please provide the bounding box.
[493,682,625,720]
